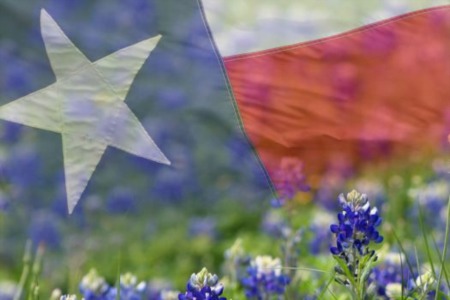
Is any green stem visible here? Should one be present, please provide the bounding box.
[13,240,32,300]
[350,236,363,300]
[435,197,450,300]
[28,244,45,300]
[352,243,368,299]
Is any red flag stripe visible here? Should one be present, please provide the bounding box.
[224,6,450,187]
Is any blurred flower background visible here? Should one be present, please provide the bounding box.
[0,0,449,299]
[0,0,273,295]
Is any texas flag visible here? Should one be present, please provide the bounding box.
[200,0,450,196]
[0,0,449,287]
[0,0,450,218]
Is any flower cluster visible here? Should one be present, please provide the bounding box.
[241,255,290,299]
[330,190,383,257]
[104,273,146,300]
[408,179,449,229]
[79,269,109,300]
[60,295,77,300]
[0,281,17,300]
[309,210,334,254]
[271,158,310,207]
[413,270,436,296]
[178,268,226,300]
[77,269,146,300]
[329,190,383,291]
[368,252,410,297]
[223,239,250,286]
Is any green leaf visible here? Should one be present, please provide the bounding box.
[332,256,356,288]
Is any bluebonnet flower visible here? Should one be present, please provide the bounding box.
[261,211,302,280]
[260,210,289,239]
[329,190,383,291]
[223,239,250,286]
[0,281,17,300]
[330,190,383,256]
[241,256,290,299]
[384,283,403,299]
[414,270,436,291]
[106,272,146,300]
[178,268,226,300]
[50,289,77,300]
[403,269,440,299]
[354,179,386,208]
[408,179,449,229]
[271,158,310,207]
[79,269,109,300]
[279,228,303,280]
[368,252,412,298]
[308,210,334,254]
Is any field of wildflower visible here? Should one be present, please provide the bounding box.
[1,1,450,300]
[0,152,449,300]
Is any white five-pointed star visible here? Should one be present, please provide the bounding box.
[0,9,170,213]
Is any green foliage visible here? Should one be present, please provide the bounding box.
[2,156,450,299]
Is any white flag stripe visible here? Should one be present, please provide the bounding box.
[201,0,450,57]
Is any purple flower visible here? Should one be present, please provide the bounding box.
[241,256,290,299]
[0,281,17,300]
[178,268,226,300]
[105,273,146,300]
[368,253,412,297]
[79,269,110,300]
[408,179,449,229]
[330,190,383,256]
[223,239,250,285]
[309,211,334,254]
[271,158,310,207]
[330,190,383,286]
[260,210,289,238]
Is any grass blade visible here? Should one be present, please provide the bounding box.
[115,250,122,300]
[430,233,450,289]
[13,240,32,300]
[418,204,437,280]
[317,273,335,299]
[435,197,450,299]
[392,229,416,277]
